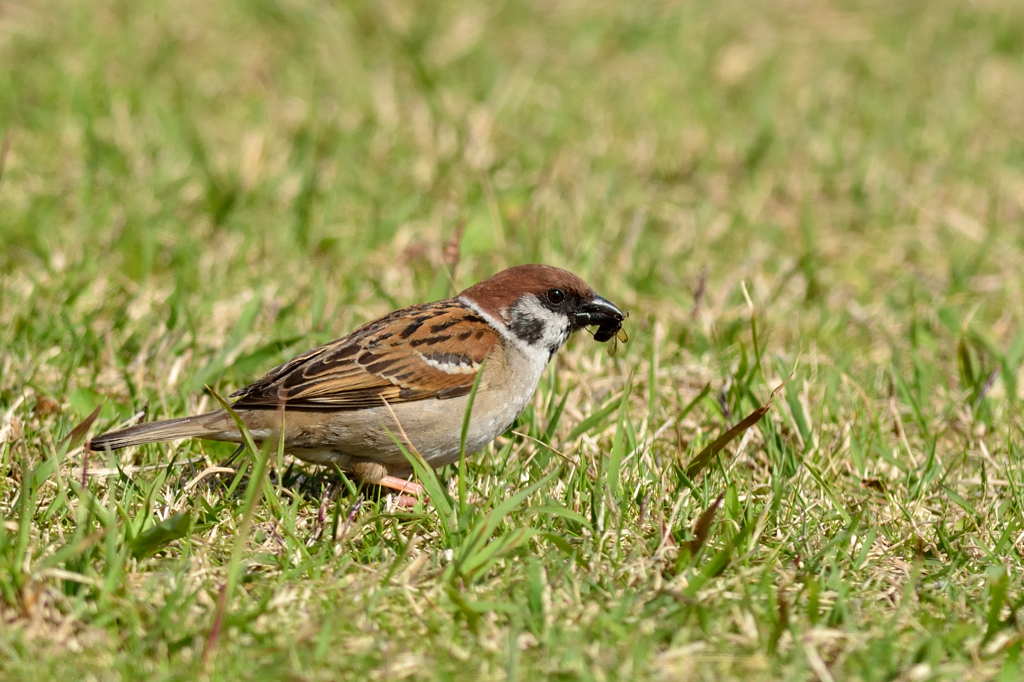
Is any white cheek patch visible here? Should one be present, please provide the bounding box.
[509,296,570,352]
[459,295,569,379]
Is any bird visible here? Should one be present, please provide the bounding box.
[88,264,625,497]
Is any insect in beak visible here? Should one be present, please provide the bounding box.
[604,313,629,357]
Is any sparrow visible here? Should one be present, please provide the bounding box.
[88,264,625,496]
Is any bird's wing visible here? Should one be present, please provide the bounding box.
[229,301,498,411]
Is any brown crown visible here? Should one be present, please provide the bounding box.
[458,264,596,319]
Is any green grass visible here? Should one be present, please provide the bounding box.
[3,0,1024,678]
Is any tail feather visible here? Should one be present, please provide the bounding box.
[88,412,233,452]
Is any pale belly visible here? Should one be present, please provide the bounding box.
[286,366,539,476]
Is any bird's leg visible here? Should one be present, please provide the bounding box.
[374,476,424,509]
[352,461,424,507]
[375,475,425,497]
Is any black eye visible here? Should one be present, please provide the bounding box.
[546,288,565,305]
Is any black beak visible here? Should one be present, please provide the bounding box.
[574,295,625,341]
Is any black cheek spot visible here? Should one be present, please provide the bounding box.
[509,316,544,345]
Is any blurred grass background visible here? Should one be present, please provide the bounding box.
[2,0,1024,679]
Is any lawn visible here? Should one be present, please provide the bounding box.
[2,0,1024,679]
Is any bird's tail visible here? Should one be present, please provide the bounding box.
[88,412,233,452]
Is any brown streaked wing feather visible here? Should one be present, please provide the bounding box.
[227,344,335,399]
[230,301,498,411]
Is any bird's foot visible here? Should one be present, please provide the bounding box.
[375,475,424,508]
